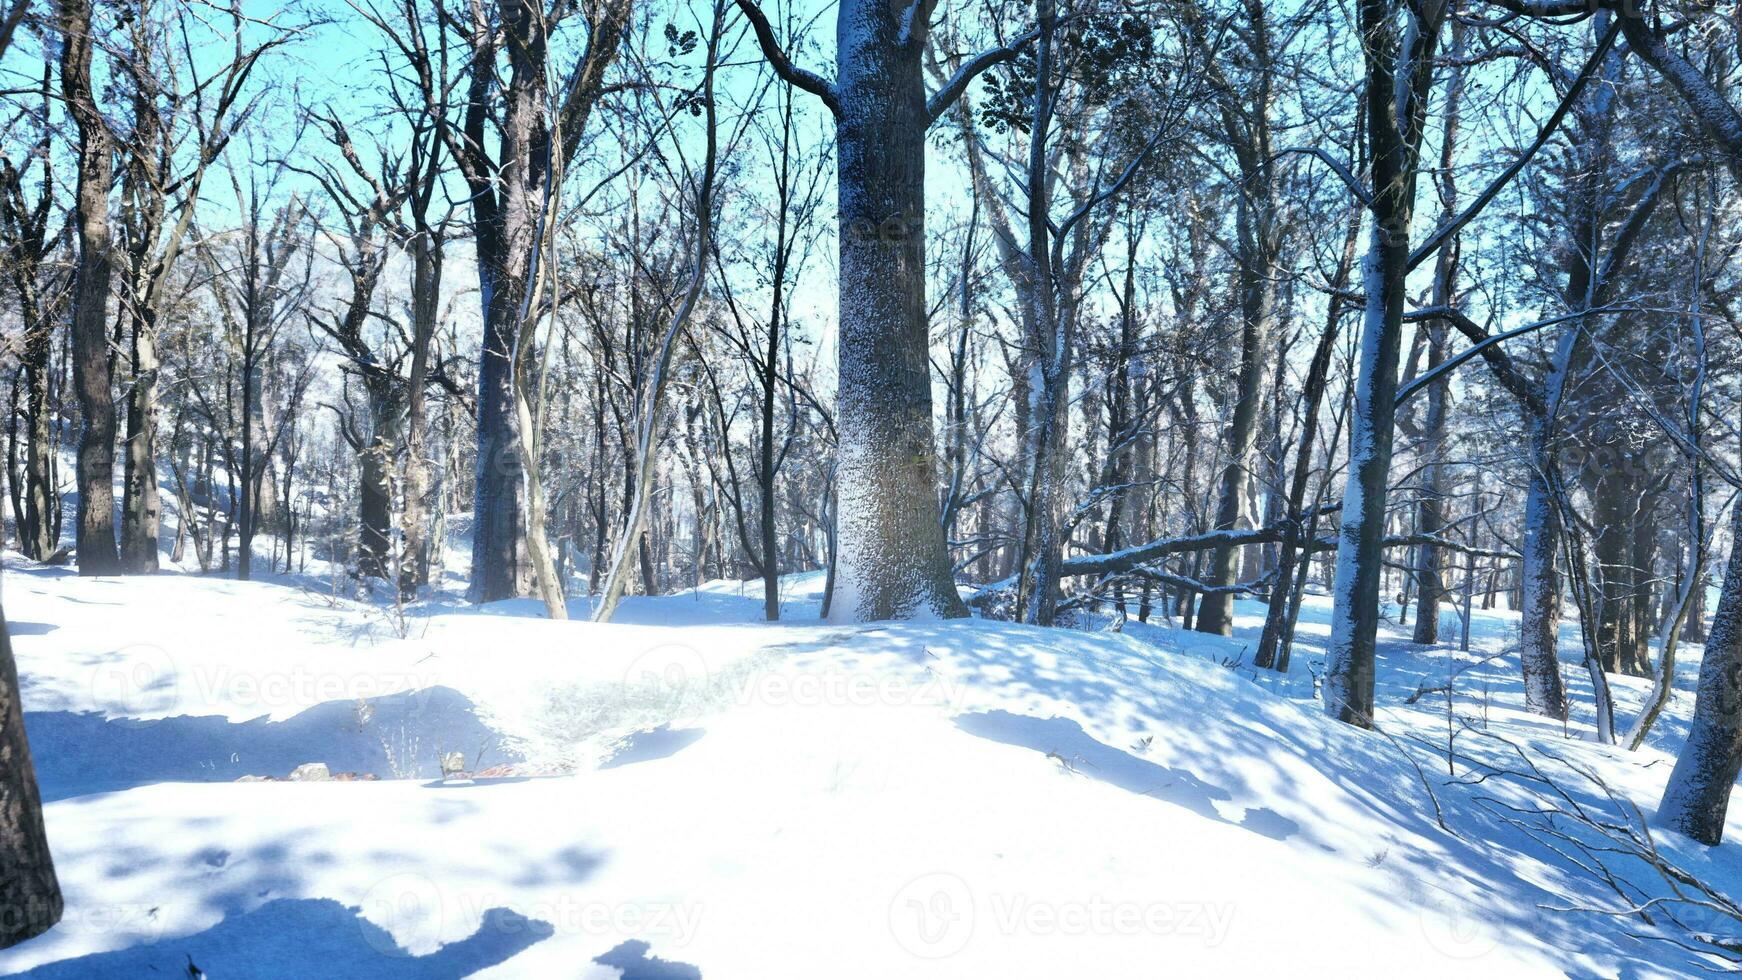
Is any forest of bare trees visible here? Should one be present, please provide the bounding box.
[9,0,1742,956]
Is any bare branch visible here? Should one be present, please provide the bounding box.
[734,0,840,116]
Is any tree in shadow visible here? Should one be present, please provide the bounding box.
[955,709,1301,841]
[8,898,551,978]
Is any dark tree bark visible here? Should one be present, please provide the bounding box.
[116,29,165,576]
[0,95,62,563]
[61,0,121,576]
[400,235,443,596]
[823,2,965,620]
[447,0,631,605]
[1195,4,1282,636]
[1323,0,1444,727]
[1409,20,1468,647]
[1658,501,1742,844]
[0,607,61,949]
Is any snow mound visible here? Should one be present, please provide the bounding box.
[0,560,1733,977]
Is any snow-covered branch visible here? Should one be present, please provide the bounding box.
[734,0,840,116]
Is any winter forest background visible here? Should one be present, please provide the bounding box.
[5,0,1742,975]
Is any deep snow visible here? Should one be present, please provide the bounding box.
[0,554,1735,978]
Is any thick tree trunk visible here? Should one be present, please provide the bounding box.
[827,0,965,622]
[0,608,61,948]
[358,384,398,580]
[62,0,120,576]
[460,1,545,605]
[1657,501,1742,845]
[469,271,530,602]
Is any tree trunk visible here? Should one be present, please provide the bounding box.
[358,383,397,580]
[1657,500,1742,845]
[1410,20,1466,646]
[1324,0,1441,727]
[1518,458,1569,719]
[827,0,966,622]
[19,330,57,562]
[1196,191,1276,636]
[62,0,120,576]
[1411,328,1448,645]
[119,321,161,574]
[0,607,61,948]
[237,352,259,581]
[399,239,440,597]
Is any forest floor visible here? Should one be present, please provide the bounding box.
[0,551,1734,978]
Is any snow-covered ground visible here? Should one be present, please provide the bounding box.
[0,555,1733,978]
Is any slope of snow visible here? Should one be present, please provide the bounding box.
[0,557,1733,978]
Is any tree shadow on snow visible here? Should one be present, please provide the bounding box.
[591,939,702,979]
[6,899,551,979]
[600,725,706,769]
[26,686,518,802]
[7,621,58,635]
[955,709,1300,842]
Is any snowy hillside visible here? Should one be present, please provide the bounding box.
[0,559,1732,978]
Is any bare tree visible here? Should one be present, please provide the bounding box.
[593,0,725,623]
[60,0,120,575]
[444,0,633,604]
[736,0,1034,621]
[0,49,64,563]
